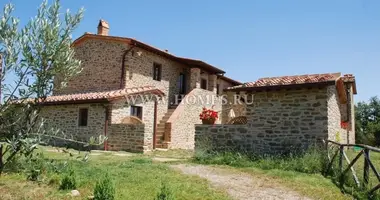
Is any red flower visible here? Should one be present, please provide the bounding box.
[341,121,349,130]
[199,107,218,120]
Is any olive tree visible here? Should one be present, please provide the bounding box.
[0,0,89,174]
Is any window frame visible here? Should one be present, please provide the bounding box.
[78,108,89,127]
[153,63,162,81]
[130,105,143,120]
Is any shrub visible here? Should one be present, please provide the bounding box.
[94,174,115,200]
[59,170,77,190]
[25,153,46,181]
[155,182,175,200]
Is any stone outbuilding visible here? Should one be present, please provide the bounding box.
[195,73,357,155]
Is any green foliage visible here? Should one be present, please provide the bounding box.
[25,153,46,181]
[194,147,327,174]
[130,157,152,164]
[355,96,380,146]
[59,169,77,190]
[48,173,60,186]
[155,182,175,200]
[0,0,83,175]
[94,174,115,200]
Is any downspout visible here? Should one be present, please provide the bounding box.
[120,43,136,89]
[153,100,158,149]
[104,105,110,151]
[346,84,350,145]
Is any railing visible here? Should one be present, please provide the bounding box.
[325,140,380,197]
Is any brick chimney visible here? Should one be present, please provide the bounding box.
[97,19,109,36]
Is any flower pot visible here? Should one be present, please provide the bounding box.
[202,118,216,125]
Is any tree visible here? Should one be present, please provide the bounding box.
[355,96,380,146]
[0,0,83,174]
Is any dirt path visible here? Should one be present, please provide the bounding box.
[171,164,311,200]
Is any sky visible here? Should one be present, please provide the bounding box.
[4,0,380,102]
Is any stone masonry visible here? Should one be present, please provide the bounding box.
[167,88,222,149]
[108,124,147,152]
[39,103,106,149]
[39,101,154,152]
[327,85,355,144]
[195,86,353,155]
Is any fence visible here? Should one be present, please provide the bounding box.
[325,140,380,197]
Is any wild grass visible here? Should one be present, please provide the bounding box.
[325,147,380,200]
[0,146,229,200]
[194,147,327,174]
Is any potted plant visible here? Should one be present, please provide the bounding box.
[199,107,218,124]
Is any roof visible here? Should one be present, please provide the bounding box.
[21,86,164,105]
[72,33,225,74]
[217,75,242,85]
[226,72,357,92]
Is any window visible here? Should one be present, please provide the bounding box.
[78,108,88,126]
[153,63,162,81]
[178,73,186,94]
[217,83,220,95]
[131,106,143,119]
[201,79,207,90]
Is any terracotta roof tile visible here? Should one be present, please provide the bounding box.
[228,72,343,91]
[24,86,164,104]
[72,33,226,74]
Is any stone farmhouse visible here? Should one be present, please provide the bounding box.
[40,20,241,152]
[39,20,357,154]
[196,73,357,155]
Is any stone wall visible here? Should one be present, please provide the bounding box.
[124,46,191,105]
[327,85,355,144]
[217,78,235,93]
[195,125,253,152]
[195,87,331,155]
[39,100,155,152]
[54,40,127,94]
[167,88,222,149]
[40,103,106,142]
[109,97,167,151]
[221,91,247,124]
[108,124,147,152]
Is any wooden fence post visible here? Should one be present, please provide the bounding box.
[339,145,344,173]
[364,149,370,186]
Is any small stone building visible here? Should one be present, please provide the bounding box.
[195,73,357,155]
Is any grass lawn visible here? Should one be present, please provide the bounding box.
[0,146,367,200]
[0,147,229,200]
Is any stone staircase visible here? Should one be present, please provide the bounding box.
[155,107,176,148]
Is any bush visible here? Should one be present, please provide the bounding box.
[25,153,47,181]
[94,174,115,200]
[155,182,175,200]
[59,170,77,190]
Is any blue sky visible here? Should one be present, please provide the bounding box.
[6,0,380,102]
